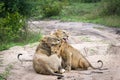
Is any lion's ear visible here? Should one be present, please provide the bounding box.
[55,32,59,37]
[39,39,42,42]
[57,29,62,31]
[50,29,57,35]
[39,38,43,42]
[41,37,47,43]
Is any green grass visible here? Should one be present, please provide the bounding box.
[79,36,92,42]
[0,64,13,80]
[0,32,42,51]
[51,3,99,20]
[50,2,120,27]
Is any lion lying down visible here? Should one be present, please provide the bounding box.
[18,36,65,78]
[33,53,64,77]
[51,39,104,71]
[49,29,104,71]
[33,36,66,78]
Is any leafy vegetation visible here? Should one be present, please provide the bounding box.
[40,0,63,17]
[0,32,42,51]
[0,12,25,42]
[0,64,13,80]
[68,0,101,3]
[0,0,42,51]
[100,0,120,16]
[48,1,120,27]
[0,0,33,17]
[80,0,101,3]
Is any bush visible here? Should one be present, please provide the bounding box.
[0,0,42,51]
[40,0,63,17]
[0,0,33,17]
[100,0,120,15]
[0,2,4,13]
[0,12,26,42]
[68,0,101,3]
[80,0,101,3]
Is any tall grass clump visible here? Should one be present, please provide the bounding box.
[100,0,120,16]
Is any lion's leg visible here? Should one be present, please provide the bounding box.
[78,59,88,70]
[65,52,72,72]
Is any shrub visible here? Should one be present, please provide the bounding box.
[68,0,101,3]
[40,0,63,17]
[0,0,33,17]
[0,12,26,42]
[100,0,120,15]
[0,2,4,13]
[80,0,101,3]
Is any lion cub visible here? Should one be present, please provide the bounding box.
[51,40,103,71]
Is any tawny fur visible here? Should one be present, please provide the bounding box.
[33,35,66,77]
[36,36,61,56]
[33,53,64,77]
[51,40,103,71]
[50,29,69,39]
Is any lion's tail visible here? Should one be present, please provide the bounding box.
[51,72,64,79]
[17,53,32,63]
[90,60,103,70]
[17,53,23,63]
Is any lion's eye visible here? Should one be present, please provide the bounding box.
[59,45,61,47]
[51,44,54,46]
[63,32,65,33]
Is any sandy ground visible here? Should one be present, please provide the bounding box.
[0,20,120,80]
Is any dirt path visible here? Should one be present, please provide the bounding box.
[0,20,120,80]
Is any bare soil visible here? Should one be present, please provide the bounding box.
[0,20,120,80]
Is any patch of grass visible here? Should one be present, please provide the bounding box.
[0,64,13,80]
[51,3,99,21]
[32,1,120,27]
[50,2,120,27]
[95,15,120,28]
[0,32,42,51]
[93,26,105,30]
[89,48,97,55]
[79,36,92,42]
[79,15,120,27]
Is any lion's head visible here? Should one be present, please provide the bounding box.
[41,36,61,47]
[51,29,69,41]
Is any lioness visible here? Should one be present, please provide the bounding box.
[34,36,66,78]
[50,29,69,40]
[17,36,61,63]
[17,36,65,78]
[51,40,103,71]
[33,53,64,78]
[36,36,61,56]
